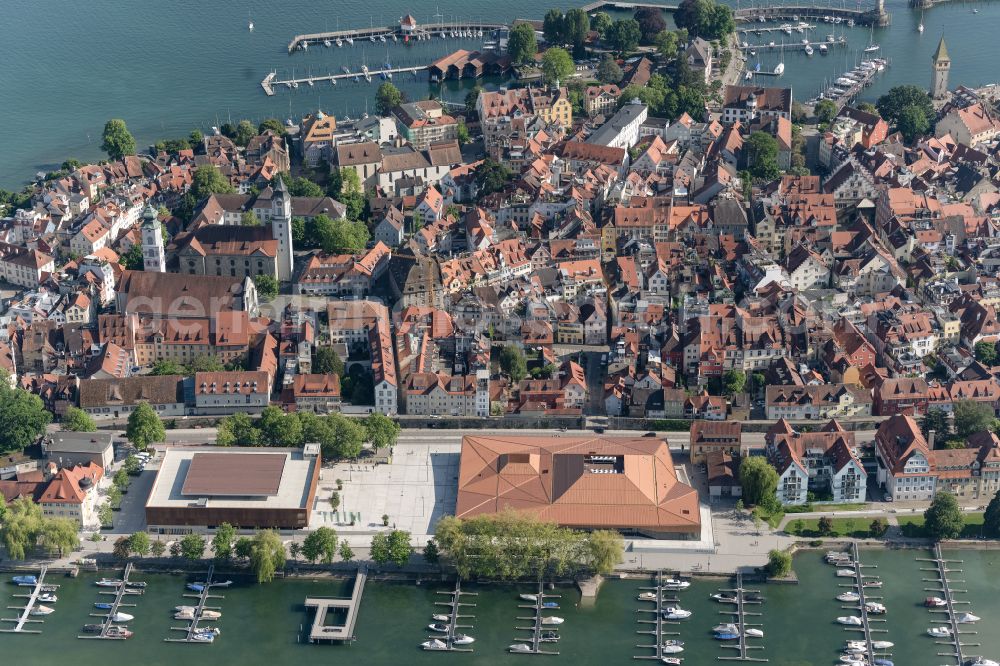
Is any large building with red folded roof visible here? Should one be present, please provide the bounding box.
[455,435,701,539]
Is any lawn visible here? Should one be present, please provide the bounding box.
[893,512,983,539]
[787,517,876,538]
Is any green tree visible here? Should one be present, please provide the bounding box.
[234,119,257,146]
[766,549,792,577]
[254,273,279,301]
[507,23,538,64]
[653,30,680,60]
[0,497,43,559]
[216,412,263,447]
[289,541,301,562]
[313,347,345,376]
[365,413,400,450]
[113,468,130,491]
[423,539,440,565]
[250,529,286,583]
[282,175,324,198]
[150,540,166,557]
[722,369,747,396]
[339,540,354,562]
[0,382,52,454]
[190,164,235,199]
[591,11,613,37]
[817,515,834,536]
[302,526,339,564]
[465,85,483,115]
[190,129,204,145]
[212,522,237,560]
[984,489,1000,537]
[543,9,565,45]
[869,518,889,538]
[858,102,878,114]
[876,85,934,125]
[474,159,513,197]
[98,503,113,528]
[739,456,779,506]
[125,402,165,450]
[499,344,527,383]
[108,484,122,510]
[897,104,931,143]
[101,119,136,161]
[596,54,623,84]
[634,7,666,43]
[584,529,624,574]
[814,99,838,124]
[123,454,141,475]
[314,214,369,253]
[953,399,996,438]
[258,405,303,447]
[375,82,403,116]
[328,413,365,459]
[258,118,286,136]
[605,19,642,55]
[920,407,952,443]
[924,492,964,540]
[149,359,185,376]
[541,47,574,86]
[241,210,262,226]
[975,341,998,366]
[234,537,254,561]
[62,406,96,432]
[370,532,392,566]
[119,244,144,270]
[179,533,206,560]
[186,354,225,373]
[456,120,471,145]
[746,131,781,182]
[385,530,413,567]
[113,536,132,560]
[564,8,591,49]
[127,531,150,557]
[674,0,733,40]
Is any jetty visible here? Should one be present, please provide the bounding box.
[261,67,429,96]
[634,570,682,662]
[740,40,847,53]
[287,22,505,53]
[738,23,817,35]
[165,565,226,644]
[511,580,560,655]
[304,565,368,644]
[810,58,888,111]
[578,1,890,27]
[1,566,55,634]
[425,578,477,652]
[918,544,981,664]
[79,563,144,640]
[839,543,890,662]
[717,572,767,662]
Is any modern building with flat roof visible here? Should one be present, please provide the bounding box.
[145,445,320,533]
[456,435,701,539]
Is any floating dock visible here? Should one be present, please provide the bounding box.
[838,543,890,663]
[918,544,982,664]
[634,570,682,661]
[261,67,429,96]
[287,22,504,53]
[78,562,144,640]
[1,566,55,634]
[511,581,560,655]
[164,565,227,644]
[304,565,367,643]
[717,571,767,662]
[424,578,476,652]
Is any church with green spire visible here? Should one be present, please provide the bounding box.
[931,36,950,100]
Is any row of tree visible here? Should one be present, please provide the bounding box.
[215,408,399,460]
[433,510,624,580]
[0,497,79,559]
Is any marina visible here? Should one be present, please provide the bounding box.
[716,572,766,662]
[918,544,982,665]
[837,543,891,665]
[424,578,476,652]
[79,563,143,640]
[634,570,683,662]
[164,565,225,644]
[303,565,367,643]
[511,581,561,655]
[1,567,56,634]
[807,57,890,110]
[261,66,430,96]
[286,22,504,53]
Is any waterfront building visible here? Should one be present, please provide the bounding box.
[38,462,104,527]
[874,414,937,501]
[145,445,321,532]
[931,36,950,100]
[455,435,702,539]
[766,419,866,505]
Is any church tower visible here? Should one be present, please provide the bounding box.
[931,37,950,100]
[140,203,166,273]
[271,176,294,282]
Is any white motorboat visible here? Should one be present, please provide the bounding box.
[452,634,475,645]
[840,657,865,666]
[871,641,894,649]
[191,632,215,643]
[804,45,813,55]
[837,616,862,626]
[836,569,855,577]
[712,593,737,603]
[248,21,254,32]
[958,612,981,624]
[432,614,450,622]
[111,612,134,622]
[195,627,221,637]
[661,642,684,654]
[714,623,738,633]
[774,62,785,76]
[422,639,448,650]
[346,37,353,45]
[661,659,682,665]
[38,593,57,603]
[928,626,952,638]
[175,610,221,620]
[662,607,692,620]
[96,578,123,587]
[966,659,1000,666]
[324,39,331,47]
[663,579,690,590]
[302,40,308,50]
[509,644,532,653]
[428,623,449,632]
[106,626,133,639]
[336,38,342,47]
[638,592,658,601]
[845,640,867,650]
[519,594,538,602]
[837,592,860,602]
[862,580,883,588]
[819,43,828,53]
[865,602,886,615]
[864,44,880,53]
[745,628,764,638]
[925,597,948,607]
[541,616,564,625]
[30,605,55,616]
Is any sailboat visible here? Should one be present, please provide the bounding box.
[918,9,925,32]
[248,13,254,32]
[864,24,880,52]
[773,42,785,75]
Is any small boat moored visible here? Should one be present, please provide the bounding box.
[928,626,952,638]
[12,575,37,586]
[30,605,55,616]
[837,616,863,626]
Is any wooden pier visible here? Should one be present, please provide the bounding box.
[634,570,682,662]
[261,66,429,96]
[424,578,476,652]
[164,565,226,644]
[304,565,367,644]
[78,563,144,640]
[717,572,767,662]
[510,581,560,655]
[918,544,981,664]
[839,543,890,662]
[1,566,55,634]
[286,22,505,53]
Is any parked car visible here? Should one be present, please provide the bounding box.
[593,427,606,434]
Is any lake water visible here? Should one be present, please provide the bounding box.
[1,0,999,188]
[3,548,1000,665]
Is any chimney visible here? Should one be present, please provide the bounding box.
[928,429,936,449]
